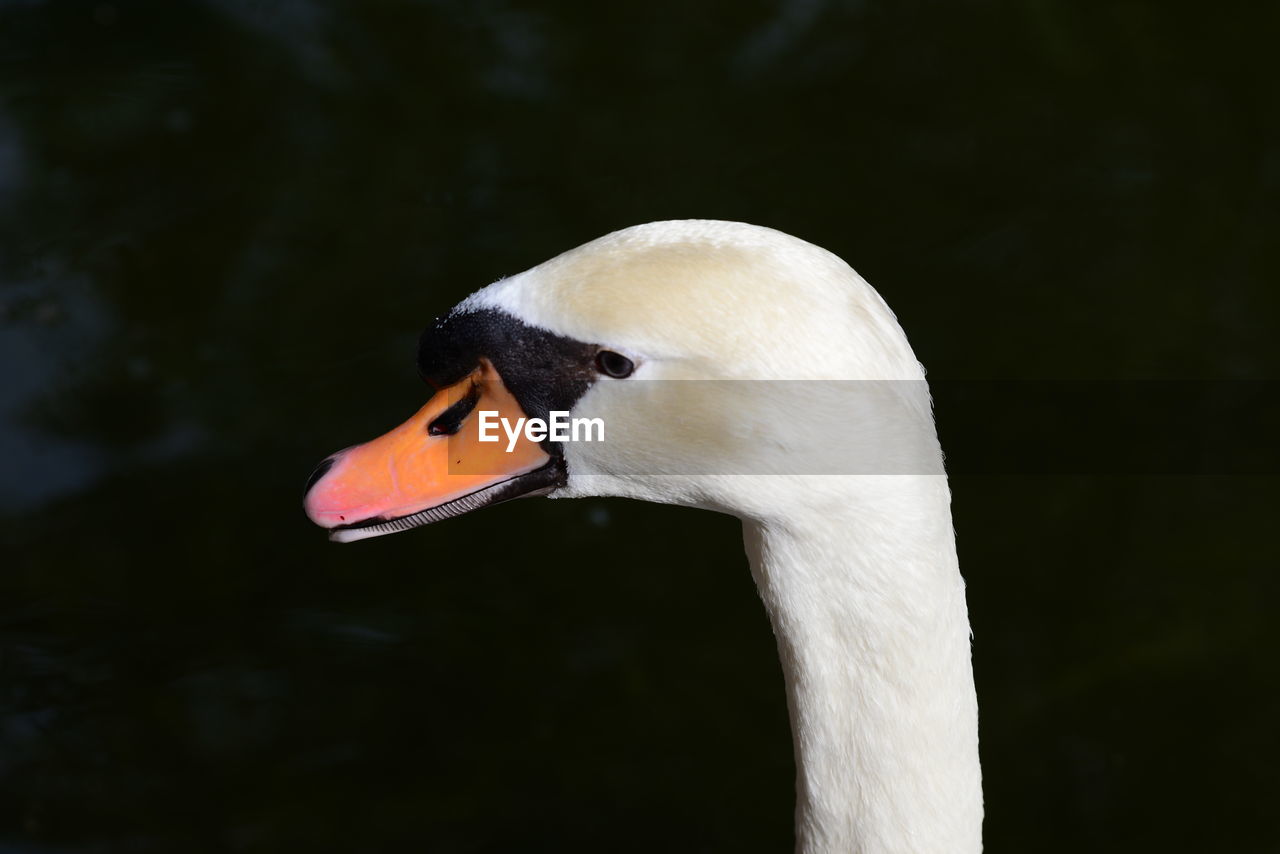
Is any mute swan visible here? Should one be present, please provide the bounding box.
[303,221,982,854]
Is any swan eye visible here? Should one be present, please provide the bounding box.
[595,350,634,379]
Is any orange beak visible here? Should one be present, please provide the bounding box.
[303,358,557,542]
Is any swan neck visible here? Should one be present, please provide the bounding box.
[744,478,982,854]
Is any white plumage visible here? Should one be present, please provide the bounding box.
[461,221,983,854]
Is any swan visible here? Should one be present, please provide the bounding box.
[303,220,982,854]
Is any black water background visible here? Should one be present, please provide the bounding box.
[1,2,1277,852]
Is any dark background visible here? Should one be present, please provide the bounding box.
[1,1,1277,851]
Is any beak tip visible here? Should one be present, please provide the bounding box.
[304,455,338,497]
[302,489,336,529]
[303,454,345,528]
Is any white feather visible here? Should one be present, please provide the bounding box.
[462,220,982,854]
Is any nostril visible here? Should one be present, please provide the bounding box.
[304,456,338,496]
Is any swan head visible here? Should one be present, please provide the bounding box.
[304,220,939,541]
